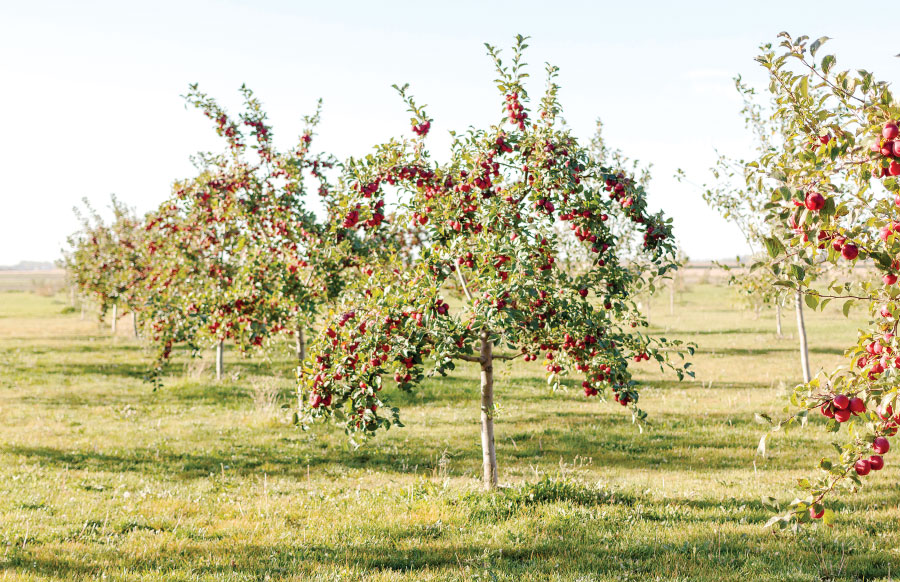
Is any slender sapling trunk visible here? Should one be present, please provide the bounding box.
[775,300,783,338]
[296,327,306,363]
[111,303,117,334]
[479,330,498,490]
[216,340,224,381]
[796,291,811,383]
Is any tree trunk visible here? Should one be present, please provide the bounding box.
[669,281,675,315]
[216,340,224,381]
[132,311,139,339]
[796,291,811,383]
[295,327,306,363]
[479,331,498,490]
[111,304,117,334]
[775,300,783,338]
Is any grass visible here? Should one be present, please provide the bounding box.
[0,283,898,581]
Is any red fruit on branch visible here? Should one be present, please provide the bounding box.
[841,244,859,260]
[854,458,871,476]
[804,192,825,211]
[848,397,866,414]
[834,409,852,423]
[869,455,884,471]
[884,122,899,141]
[832,394,850,410]
[873,436,890,455]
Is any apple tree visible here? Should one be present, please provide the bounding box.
[298,37,695,490]
[64,195,146,334]
[696,79,837,374]
[139,85,350,383]
[754,33,900,527]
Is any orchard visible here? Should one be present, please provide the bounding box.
[10,17,900,580]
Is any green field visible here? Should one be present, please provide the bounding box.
[1,284,898,581]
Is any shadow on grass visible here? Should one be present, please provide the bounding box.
[3,518,896,581]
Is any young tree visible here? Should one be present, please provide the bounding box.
[299,37,694,490]
[697,80,832,380]
[64,195,146,334]
[754,33,900,527]
[140,85,349,383]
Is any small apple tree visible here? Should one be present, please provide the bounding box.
[140,85,349,382]
[754,33,900,527]
[697,79,832,374]
[299,37,694,490]
[64,195,146,334]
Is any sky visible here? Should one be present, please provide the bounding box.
[1,0,897,266]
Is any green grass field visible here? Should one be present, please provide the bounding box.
[1,284,898,581]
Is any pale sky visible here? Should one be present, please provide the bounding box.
[1,0,896,265]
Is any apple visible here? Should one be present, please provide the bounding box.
[809,504,825,519]
[891,161,900,176]
[804,192,825,211]
[833,394,850,410]
[885,274,898,286]
[854,458,872,476]
[835,408,852,423]
[873,436,890,455]
[849,397,866,414]
[885,122,900,141]
[869,455,884,471]
[841,243,859,260]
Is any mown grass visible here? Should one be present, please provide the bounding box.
[0,284,898,581]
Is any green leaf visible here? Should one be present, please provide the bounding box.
[810,36,830,57]
[804,293,818,310]
[842,299,854,318]
[822,508,836,526]
[764,237,785,258]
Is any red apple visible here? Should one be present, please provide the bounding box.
[855,458,872,476]
[884,122,899,141]
[841,243,859,260]
[869,455,885,471]
[849,397,866,414]
[804,192,825,211]
[885,274,898,286]
[891,161,900,176]
[809,504,825,519]
[873,436,890,455]
[835,409,852,423]
[833,394,850,410]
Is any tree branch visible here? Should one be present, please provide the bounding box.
[457,353,483,363]
[492,352,524,361]
[455,266,474,303]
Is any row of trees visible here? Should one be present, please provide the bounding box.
[702,33,899,527]
[64,37,694,489]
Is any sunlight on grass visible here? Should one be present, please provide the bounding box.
[0,285,898,581]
